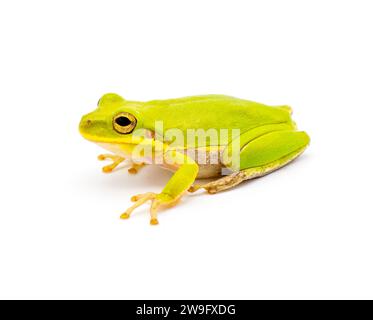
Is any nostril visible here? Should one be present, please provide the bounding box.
[86,119,92,126]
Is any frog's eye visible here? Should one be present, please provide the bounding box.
[113,112,137,134]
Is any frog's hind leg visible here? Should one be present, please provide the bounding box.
[188,171,248,194]
[189,130,310,194]
[189,146,307,194]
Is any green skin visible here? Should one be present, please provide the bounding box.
[79,93,310,225]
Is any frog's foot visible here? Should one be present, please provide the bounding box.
[98,154,125,173]
[120,192,174,225]
[127,162,146,175]
[188,172,248,194]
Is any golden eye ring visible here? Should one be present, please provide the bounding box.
[113,112,137,134]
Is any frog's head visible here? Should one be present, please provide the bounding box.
[79,93,150,145]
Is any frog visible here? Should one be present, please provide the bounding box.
[79,93,310,225]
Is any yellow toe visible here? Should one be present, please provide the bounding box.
[188,185,200,193]
[150,218,159,225]
[128,167,138,174]
[207,188,217,194]
[131,195,140,202]
[103,167,113,173]
[120,213,130,219]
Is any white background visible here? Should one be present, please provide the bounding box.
[0,0,372,300]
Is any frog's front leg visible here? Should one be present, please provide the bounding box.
[98,154,125,173]
[127,162,146,174]
[120,151,199,225]
[98,154,146,174]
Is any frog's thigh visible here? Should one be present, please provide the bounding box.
[194,131,310,194]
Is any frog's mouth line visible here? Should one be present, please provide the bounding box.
[80,131,147,145]
[79,122,156,144]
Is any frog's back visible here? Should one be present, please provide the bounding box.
[143,95,293,132]
[150,94,236,106]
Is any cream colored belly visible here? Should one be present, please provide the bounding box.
[163,147,226,179]
[159,162,224,179]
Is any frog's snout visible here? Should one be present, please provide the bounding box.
[79,115,93,133]
[79,114,101,139]
[79,112,109,141]
[81,118,92,128]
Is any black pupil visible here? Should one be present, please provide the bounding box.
[115,116,131,127]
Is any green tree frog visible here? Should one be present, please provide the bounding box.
[79,93,310,225]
